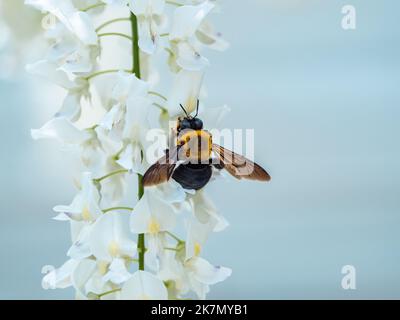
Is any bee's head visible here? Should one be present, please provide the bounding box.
[177,100,203,131]
[178,116,203,131]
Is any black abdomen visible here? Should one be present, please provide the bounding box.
[172,164,212,190]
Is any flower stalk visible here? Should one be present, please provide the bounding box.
[130,11,145,271]
[94,169,129,183]
[31,0,232,300]
[98,32,133,41]
[86,69,131,81]
[102,206,133,214]
[96,18,131,32]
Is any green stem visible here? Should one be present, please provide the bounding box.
[166,0,183,6]
[165,231,183,243]
[153,102,168,112]
[131,12,145,271]
[137,174,145,270]
[102,206,133,214]
[96,17,131,32]
[164,47,175,57]
[149,91,168,101]
[98,32,133,41]
[97,288,121,299]
[85,69,131,81]
[130,12,141,77]
[81,3,106,12]
[94,169,128,183]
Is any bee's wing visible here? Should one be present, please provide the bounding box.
[212,144,271,181]
[143,148,178,187]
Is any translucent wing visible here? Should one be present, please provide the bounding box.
[212,144,271,181]
[142,148,178,187]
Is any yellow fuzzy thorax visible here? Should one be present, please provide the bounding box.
[177,130,212,163]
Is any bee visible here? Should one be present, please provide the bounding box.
[143,101,271,190]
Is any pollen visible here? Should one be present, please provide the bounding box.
[108,240,120,257]
[97,261,109,275]
[148,219,160,234]
[82,205,91,221]
[194,242,201,256]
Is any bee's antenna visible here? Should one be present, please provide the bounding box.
[194,99,199,118]
[179,104,189,117]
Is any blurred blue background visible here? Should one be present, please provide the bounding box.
[1,0,399,299]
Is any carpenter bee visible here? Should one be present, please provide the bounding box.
[143,101,271,190]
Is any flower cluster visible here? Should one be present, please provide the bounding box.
[28,0,231,300]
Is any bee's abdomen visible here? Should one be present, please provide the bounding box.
[172,164,212,190]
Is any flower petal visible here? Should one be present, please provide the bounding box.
[169,1,215,40]
[131,191,177,234]
[89,211,136,262]
[121,270,168,300]
[196,21,229,51]
[176,41,209,71]
[167,69,204,116]
[42,259,79,290]
[55,92,82,122]
[102,258,131,285]
[68,11,97,45]
[188,257,232,285]
[31,117,89,144]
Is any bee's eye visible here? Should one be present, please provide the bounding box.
[191,118,203,130]
[179,119,191,130]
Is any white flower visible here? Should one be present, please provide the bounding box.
[53,172,103,222]
[112,71,149,104]
[116,142,146,174]
[190,189,229,232]
[72,259,115,299]
[89,212,137,284]
[169,1,214,42]
[159,252,231,300]
[121,270,168,300]
[99,72,145,136]
[67,223,93,259]
[167,69,204,116]
[31,117,89,144]
[25,0,98,45]
[99,72,152,174]
[130,191,177,235]
[31,0,232,301]
[185,256,231,300]
[89,212,137,262]
[129,0,166,55]
[130,191,177,270]
[162,190,229,280]
[27,60,90,121]
[102,258,132,285]
[42,259,79,290]
[83,127,127,203]
[150,179,188,204]
[169,0,215,71]
[118,92,153,174]
[196,20,229,51]
[185,216,212,260]
[45,22,99,77]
